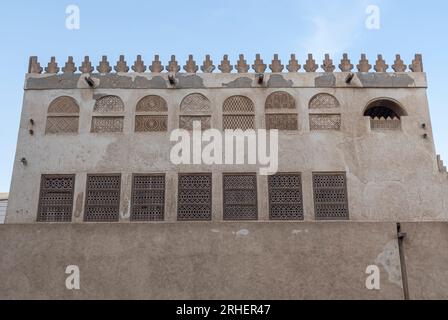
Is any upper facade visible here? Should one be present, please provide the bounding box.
[5,53,448,223]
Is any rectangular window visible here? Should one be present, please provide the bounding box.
[178,174,212,221]
[268,173,304,220]
[91,117,124,133]
[223,173,258,220]
[37,175,75,222]
[84,174,121,222]
[46,117,79,134]
[223,115,255,130]
[313,172,349,220]
[266,114,298,130]
[309,114,341,131]
[135,115,168,132]
[131,174,165,221]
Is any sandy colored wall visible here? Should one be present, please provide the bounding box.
[0,222,403,300]
[0,222,446,300]
[6,71,448,223]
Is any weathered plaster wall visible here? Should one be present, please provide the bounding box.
[5,72,448,223]
[401,222,448,299]
[0,222,405,300]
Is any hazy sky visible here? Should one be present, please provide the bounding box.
[0,0,447,192]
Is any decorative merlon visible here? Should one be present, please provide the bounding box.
[437,155,447,173]
[27,54,426,75]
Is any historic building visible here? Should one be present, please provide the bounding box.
[1,53,447,299]
[5,53,448,224]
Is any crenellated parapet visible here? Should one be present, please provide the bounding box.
[437,155,447,174]
[27,53,425,75]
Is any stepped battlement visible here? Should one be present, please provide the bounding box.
[25,54,427,90]
[28,53,424,75]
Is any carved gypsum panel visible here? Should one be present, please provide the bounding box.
[45,116,79,134]
[265,91,296,110]
[370,118,401,130]
[37,175,75,222]
[223,115,255,130]
[91,117,124,133]
[309,114,341,130]
[223,174,257,220]
[180,93,211,113]
[266,114,298,130]
[93,96,125,113]
[136,95,168,112]
[268,174,304,220]
[48,96,80,114]
[309,93,340,109]
[135,115,167,132]
[178,174,212,221]
[313,173,349,220]
[131,175,165,221]
[179,116,211,131]
[84,175,121,222]
[223,96,255,113]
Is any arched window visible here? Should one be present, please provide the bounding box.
[179,93,211,131]
[265,91,298,130]
[223,96,255,130]
[309,93,340,109]
[364,99,406,130]
[135,95,168,132]
[309,93,341,131]
[45,96,80,134]
[91,95,125,133]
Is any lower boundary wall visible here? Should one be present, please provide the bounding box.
[0,222,446,300]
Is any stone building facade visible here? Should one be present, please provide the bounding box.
[5,53,448,224]
[2,53,448,300]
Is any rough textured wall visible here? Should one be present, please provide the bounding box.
[6,72,448,223]
[0,222,405,300]
[402,222,448,299]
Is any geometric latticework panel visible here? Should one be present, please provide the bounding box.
[223,96,255,113]
[131,175,165,222]
[84,174,121,222]
[313,173,349,220]
[179,116,211,131]
[136,95,168,112]
[309,114,341,131]
[135,115,168,132]
[93,96,125,113]
[265,91,296,110]
[223,115,255,130]
[48,96,80,114]
[46,96,80,134]
[46,117,79,134]
[370,118,401,130]
[223,96,255,130]
[268,174,304,220]
[223,174,258,221]
[178,174,212,221]
[37,175,75,222]
[180,93,211,113]
[266,114,298,130]
[309,93,340,109]
[91,117,124,133]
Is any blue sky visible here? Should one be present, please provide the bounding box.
[0,0,447,192]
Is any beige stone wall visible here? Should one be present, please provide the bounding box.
[0,222,446,300]
[5,72,448,223]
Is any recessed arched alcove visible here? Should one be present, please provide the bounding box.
[364,98,407,130]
